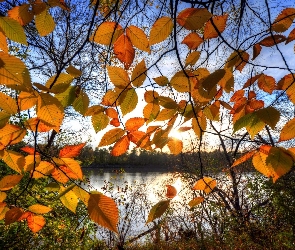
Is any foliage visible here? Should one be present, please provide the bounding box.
[1,0,295,248]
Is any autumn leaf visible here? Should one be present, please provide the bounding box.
[72,89,89,115]
[126,25,150,52]
[192,177,216,194]
[0,17,27,45]
[107,66,130,89]
[35,9,55,36]
[185,51,200,67]
[232,151,256,167]
[120,88,138,115]
[131,60,146,87]
[27,214,46,233]
[259,35,286,47]
[87,193,119,233]
[45,73,73,93]
[204,14,228,39]
[181,32,203,49]
[59,187,78,213]
[90,22,123,45]
[167,138,183,155]
[0,175,22,191]
[272,8,295,33]
[177,8,212,30]
[125,117,145,132]
[166,185,177,199]
[33,161,54,179]
[111,135,130,156]
[146,200,170,224]
[5,207,23,225]
[59,143,86,158]
[149,17,173,45]
[0,92,17,114]
[98,128,125,147]
[188,196,204,209]
[252,44,262,60]
[153,76,169,86]
[8,4,33,26]
[114,34,135,69]
[28,204,52,214]
[279,118,295,142]
[0,150,25,173]
[92,112,109,132]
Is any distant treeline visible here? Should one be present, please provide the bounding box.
[77,146,253,173]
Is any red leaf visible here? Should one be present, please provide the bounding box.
[59,143,86,158]
[114,34,135,69]
[166,185,177,199]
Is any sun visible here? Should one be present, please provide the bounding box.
[169,129,184,140]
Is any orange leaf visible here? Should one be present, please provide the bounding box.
[181,32,203,49]
[0,175,22,191]
[243,74,261,88]
[98,128,125,147]
[5,207,23,225]
[18,211,31,221]
[33,161,54,179]
[188,196,204,208]
[166,185,177,199]
[59,158,83,180]
[286,27,295,44]
[204,14,228,39]
[126,25,150,52]
[59,143,86,158]
[177,8,212,30]
[110,118,120,127]
[279,117,295,142]
[0,124,26,147]
[8,4,33,26]
[128,131,150,148]
[192,177,216,194]
[105,108,118,119]
[21,146,39,155]
[24,117,52,132]
[111,135,130,156]
[27,214,46,233]
[28,204,52,214]
[114,34,135,69]
[252,44,262,60]
[259,35,286,47]
[232,151,256,167]
[272,8,295,32]
[167,138,183,155]
[125,117,145,132]
[90,22,123,45]
[257,74,276,94]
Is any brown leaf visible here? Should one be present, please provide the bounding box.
[252,44,262,60]
[177,8,212,30]
[204,14,228,39]
[166,185,177,199]
[259,35,286,47]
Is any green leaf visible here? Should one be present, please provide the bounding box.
[73,90,89,115]
[55,86,76,107]
[0,17,27,45]
[92,112,109,133]
[147,200,170,224]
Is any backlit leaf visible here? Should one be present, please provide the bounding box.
[35,9,55,36]
[59,143,86,158]
[286,27,295,44]
[59,187,78,213]
[201,69,226,94]
[28,204,52,214]
[155,108,176,121]
[24,117,52,132]
[192,177,216,194]
[73,186,90,206]
[149,17,173,46]
[257,74,276,94]
[204,14,228,39]
[232,151,256,167]
[0,150,25,173]
[166,185,177,199]
[259,35,286,47]
[92,112,109,132]
[0,191,6,202]
[158,96,178,109]
[0,17,27,45]
[272,8,295,33]
[8,4,33,26]
[18,91,38,111]
[55,86,76,107]
[0,31,8,53]
[177,8,212,30]
[0,92,17,114]
[167,138,183,155]
[73,90,89,115]
[66,65,82,77]
[98,128,125,147]
[185,51,200,67]
[59,158,83,180]
[114,34,135,69]
[0,111,10,129]
[120,88,138,115]
[181,32,203,49]
[90,22,123,45]
[252,44,262,60]
[146,200,170,223]
[33,161,54,179]
[126,25,150,52]
[0,175,22,191]
[24,154,41,172]
[111,135,130,156]
[105,108,118,119]
[256,107,280,129]
[131,60,146,87]
[125,117,145,132]
[192,114,206,139]
[170,70,194,92]
[153,76,169,86]
[218,69,234,93]
[87,193,119,233]
[5,207,22,225]
[188,196,204,208]
[45,73,73,93]
[279,117,295,142]
[143,102,160,122]
[27,214,46,233]
[107,66,130,89]
[0,124,26,147]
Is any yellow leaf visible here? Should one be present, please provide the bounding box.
[279,117,295,142]
[120,88,138,115]
[272,8,295,33]
[146,200,170,224]
[0,52,32,91]
[253,146,293,183]
[111,135,130,156]
[0,150,25,173]
[0,31,8,53]
[24,117,52,132]
[90,22,123,45]
[232,151,256,167]
[27,214,46,233]
[114,34,135,69]
[126,25,150,52]
[73,186,90,206]
[0,191,6,202]
[192,177,216,194]
[66,65,82,77]
[170,70,194,92]
[18,91,37,111]
[0,92,17,114]
[188,196,204,208]
[167,138,183,155]
[107,66,130,89]
[92,112,109,133]
[33,161,54,178]
[0,175,22,191]
[149,17,173,46]
[73,90,89,115]
[28,204,52,214]
[98,128,125,147]
[24,155,41,172]
[87,193,119,233]
[45,73,74,93]
[59,187,78,213]
[131,60,146,87]
[37,93,64,130]
[185,51,200,67]
[155,108,176,121]
[192,113,207,139]
[0,124,26,147]
[8,4,33,26]
[60,158,83,180]
[177,8,212,30]
[204,14,228,39]
[143,102,160,122]
[0,17,27,45]
[153,76,169,86]
[181,32,203,50]
[256,107,280,129]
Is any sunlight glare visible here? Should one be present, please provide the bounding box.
[172,177,182,194]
